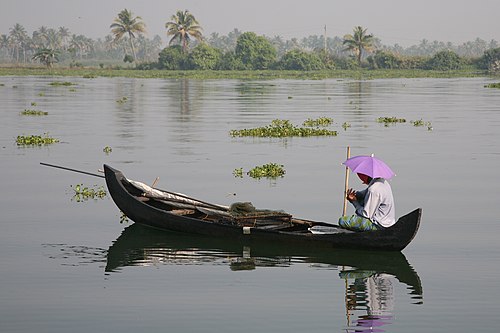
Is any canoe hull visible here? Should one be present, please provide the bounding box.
[104,164,421,251]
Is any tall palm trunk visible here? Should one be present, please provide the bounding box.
[129,35,137,60]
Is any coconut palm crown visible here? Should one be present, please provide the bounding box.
[343,26,375,66]
[165,10,203,53]
[110,9,146,61]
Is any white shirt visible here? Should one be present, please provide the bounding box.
[352,178,396,228]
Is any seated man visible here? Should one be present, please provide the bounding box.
[339,173,395,231]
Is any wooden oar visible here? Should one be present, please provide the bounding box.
[342,146,351,216]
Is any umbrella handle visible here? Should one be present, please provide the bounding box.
[342,146,351,216]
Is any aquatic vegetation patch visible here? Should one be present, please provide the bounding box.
[20,109,48,116]
[116,96,128,104]
[234,163,286,179]
[49,81,76,86]
[377,116,432,131]
[377,117,407,125]
[103,146,112,154]
[16,134,59,146]
[411,119,433,130]
[302,117,333,127]
[233,168,244,178]
[70,184,107,202]
[230,119,337,138]
[342,122,351,130]
[120,212,129,223]
[485,82,500,88]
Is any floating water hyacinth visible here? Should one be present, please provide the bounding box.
[116,96,128,104]
[248,163,285,179]
[233,168,244,178]
[16,134,59,146]
[49,81,76,86]
[411,119,433,131]
[230,119,337,138]
[485,82,500,88]
[342,122,351,130]
[302,117,333,127]
[376,116,407,125]
[234,163,286,179]
[70,184,107,202]
[20,109,48,116]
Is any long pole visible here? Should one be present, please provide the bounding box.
[40,162,104,178]
[342,146,351,216]
[40,162,229,211]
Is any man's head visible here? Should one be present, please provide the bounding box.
[357,173,372,185]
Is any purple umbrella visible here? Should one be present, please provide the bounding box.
[342,155,395,180]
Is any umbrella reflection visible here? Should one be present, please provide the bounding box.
[342,270,397,332]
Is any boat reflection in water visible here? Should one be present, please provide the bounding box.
[106,224,423,331]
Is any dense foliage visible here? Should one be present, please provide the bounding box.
[425,50,462,70]
[1,14,499,73]
[235,32,277,70]
[277,49,325,70]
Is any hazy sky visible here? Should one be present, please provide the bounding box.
[2,0,499,47]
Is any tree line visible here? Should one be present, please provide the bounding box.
[1,9,499,72]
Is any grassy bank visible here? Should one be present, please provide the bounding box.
[0,66,489,80]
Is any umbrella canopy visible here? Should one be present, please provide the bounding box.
[342,155,395,179]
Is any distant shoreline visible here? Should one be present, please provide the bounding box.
[0,66,492,80]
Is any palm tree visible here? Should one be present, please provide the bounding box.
[32,48,59,68]
[9,23,28,63]
[343,26,374,66]
[1,34,11,60]
[110,9,146,61]
[46,28,60,49]
[68,34,94,59]
[165,10,203,53]
[58,27,70,50]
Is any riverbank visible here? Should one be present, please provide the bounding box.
[0,66,491,80]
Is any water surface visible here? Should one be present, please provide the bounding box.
[1,76,499,332]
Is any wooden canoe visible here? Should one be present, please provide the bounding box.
[104,164,421,251]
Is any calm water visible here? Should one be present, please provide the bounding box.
[1,76,499,333]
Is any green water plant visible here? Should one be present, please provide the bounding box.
[230,119,337,138]
[342,122,351,130]
[16,134,59,146]
[302,117,333,127]
[103,146,113,154]
[247,163,286,179]
[49,81,75,86]
[116,96,128,104]
[376,117,407,125]
[70,183,107,202]
[485,82,500,88]
[233,168,244,178]
[20,109,48,116]
[120,212,129,223]
[411,119,433,130]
